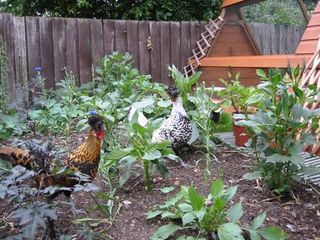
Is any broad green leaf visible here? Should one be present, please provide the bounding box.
[150,224,181,240]
[182,212,196,226]
[292,86,303,99]
[251,212,266,229]
[259,226,287,240]
[178,203,193,212]
[161,212,177,219]
[177,236,206,240]
[143,149,161,160]
[227,202,243,223]
[194,209,206,221]
[132,123,147,136]
[214,198,226,211]
[188,187,205,211]
[210,178,224,198]
[218,223,245,240]
[223,185,238,202]
[146,210,163,219]
[256,69,267,79]
[247,229,261,240]
[132,97,155,109]
[104,147,131,160]
[160,186,175,193]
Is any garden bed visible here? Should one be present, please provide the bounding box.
[1,133,319,240]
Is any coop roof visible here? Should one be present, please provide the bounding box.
[295,2,320,56]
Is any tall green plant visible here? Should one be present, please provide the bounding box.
[147,179,287,240]
[240,67,320,194]
[169,65,201,109]
[188,83,220,180]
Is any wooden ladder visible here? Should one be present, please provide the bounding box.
[183,16,224,77]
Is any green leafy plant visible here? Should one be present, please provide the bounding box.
[169,65,202,109]
[105,108,177,191]
[240,67,320,194]
[218,72,261,115]
[188,83,220,180]
[147,178,287,240]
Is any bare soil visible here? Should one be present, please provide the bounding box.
[1,135,320,240]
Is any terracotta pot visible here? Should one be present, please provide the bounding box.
[233,124,250,147]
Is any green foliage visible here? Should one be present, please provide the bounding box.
[2,0,222,21]
[147,179,287,240]
[105,110,176,191]
[169,65,201,109]
[28,68,84,134]
[188,83,220,180]
[218,72,261,114]
[241,0,310,25]
[240,67,320,194]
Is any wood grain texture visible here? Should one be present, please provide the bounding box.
[66,18,80,85]
[150,21,161,82]
[170,21,181,70]
[52,18,66,84]
[13,17,28,103]
[103,20,115,55]
[78,18,91,84]
[139,21,150,75]
[114,20,127,53]
[127,20,140,69]
[2,14,16,101]
[26,17,41,81]
[90,19,104,69]
[39,18,54,89]
[160,21,171,85]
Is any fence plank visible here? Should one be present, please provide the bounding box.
[66,18,80,85]
[160,21,171,85]
[170,21,181,70]
[26,17,41,82]
[115,20,127,53]
[13,17,28,104]
[52,18,66,83]
[103,20,115,56]
[139,21,150,75]
[127,20,140,69]
[78,18,92,84]
[2,14,15,101]
[190,21,201,49]
[39,18,55,89]
[181,21,191,69]
[150,21,161,82]
[90,19,104,69]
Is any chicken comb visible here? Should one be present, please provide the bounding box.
[167,85,180,98]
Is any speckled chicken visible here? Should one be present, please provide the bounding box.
[152,86,192,153]
[0,114,106,198]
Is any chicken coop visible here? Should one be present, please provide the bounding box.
[183,0,319,86]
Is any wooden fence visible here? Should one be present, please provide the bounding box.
[0,13,306,100]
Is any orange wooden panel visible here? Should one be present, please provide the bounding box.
[314,2,320,13]
[308,14,320,27]
[301,26,320,41]
[200,55,310,68]
[296,40,319,54]
[221,0,246,8]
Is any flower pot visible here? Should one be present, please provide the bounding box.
[232,113,250,147]
[233,125,250,147]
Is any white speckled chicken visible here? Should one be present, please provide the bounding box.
[152,86,192,154]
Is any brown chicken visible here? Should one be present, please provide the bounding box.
[0,114,106,199]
